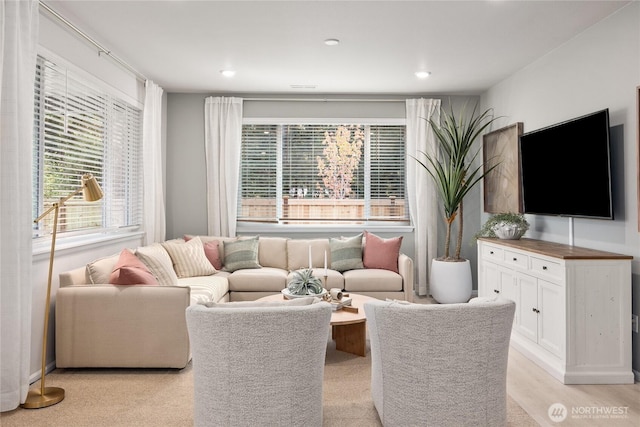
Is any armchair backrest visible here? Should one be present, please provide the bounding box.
[364,298,515,427]
[186,300,332,427]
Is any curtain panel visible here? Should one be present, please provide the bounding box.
[142,80,166,244]
[0,0,39,411]
[204,97,243,237]
[406,98,440,296]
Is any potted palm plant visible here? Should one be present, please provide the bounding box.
[414,103,500,303]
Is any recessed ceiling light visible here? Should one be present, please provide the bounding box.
[324,38,340,46]
[415,71,431,79]
[220,70,236,78]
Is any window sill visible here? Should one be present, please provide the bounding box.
[32,229,145,261]
[237,222,414,234]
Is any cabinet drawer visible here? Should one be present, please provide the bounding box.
[482,244,503,261]
[504,250,528,269]
[530,257,562,280]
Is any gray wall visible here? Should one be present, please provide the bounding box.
[480,2,640,375]
[165,94,482,286]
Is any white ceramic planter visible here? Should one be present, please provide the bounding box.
[429,258,472,304]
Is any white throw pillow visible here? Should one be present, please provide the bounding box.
[162,236,216,278]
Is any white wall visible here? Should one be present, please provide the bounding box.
[28,10,146,380]
[480,2,640,373]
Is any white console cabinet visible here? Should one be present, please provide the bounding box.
[477,238,633,384]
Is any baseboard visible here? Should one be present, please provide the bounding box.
[28,360,57,385]
[634,369,640,382]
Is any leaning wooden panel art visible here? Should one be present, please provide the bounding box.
[483,122,523,213]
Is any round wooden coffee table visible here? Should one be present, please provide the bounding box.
[258,292,377,357]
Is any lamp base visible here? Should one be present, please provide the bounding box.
[21,386,64,409]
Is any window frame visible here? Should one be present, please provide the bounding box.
[239,117,409,230]
[32,52,144,245]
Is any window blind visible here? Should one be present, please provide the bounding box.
[32,57,143,238]
[238,122,408,224]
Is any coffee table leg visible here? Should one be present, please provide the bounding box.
[332,322,366,357]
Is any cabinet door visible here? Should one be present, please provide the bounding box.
[498,267,518,326]
[480,260,499,298]
[517,274,538,343]
[538,279,564,358]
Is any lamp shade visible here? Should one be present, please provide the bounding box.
[82,173,103,202]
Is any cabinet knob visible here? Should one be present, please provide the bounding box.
[490,251,494,255]
[512,257,518,261]
[532,308,540,314]
[493,289,500,294]
[542,266,548,270]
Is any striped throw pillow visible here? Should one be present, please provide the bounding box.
[135,243,179,286]
[162,237,216,278]
[330,234,364,272]
[223,236,261,272]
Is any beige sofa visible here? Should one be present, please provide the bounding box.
[56,234,413,368]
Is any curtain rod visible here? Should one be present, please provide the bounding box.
[243,98,407,102]
[39,1,147,82]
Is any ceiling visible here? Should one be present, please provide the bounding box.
[46,0,630,95]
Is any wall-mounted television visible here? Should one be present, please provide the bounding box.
[519,109,613,220]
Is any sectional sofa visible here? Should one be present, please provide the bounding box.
[55,232,413,368]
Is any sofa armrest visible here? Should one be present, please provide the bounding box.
[55,285,191,368]
[398,253,414,302]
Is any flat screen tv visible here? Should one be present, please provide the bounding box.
[519,109,613,219]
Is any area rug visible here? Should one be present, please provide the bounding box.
[1,340,536,426]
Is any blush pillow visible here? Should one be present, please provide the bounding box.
[363,230,403,273]
[109,249,159,285]
[184,236,223,270]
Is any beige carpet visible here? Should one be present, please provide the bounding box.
[2,340,536,426]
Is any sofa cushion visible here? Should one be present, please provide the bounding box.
[178,273,230,305]
[135,243,179,286]
[287,239,331,271]
[330,234,364,272]
[286,269,344,290]
[343,268,403,292]
[200,296,317,308]
[228,267,287,292]
[258,237,288,270]
[109,249,158,286]
[162,237,217,278]
[86,254,120,284]
[363,231,403,273]
[223,236,261,272]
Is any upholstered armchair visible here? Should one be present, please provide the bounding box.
[364,298,515,427]
[186,298,332,427]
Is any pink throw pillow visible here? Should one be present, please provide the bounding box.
[109,249,158,285]
[184,235,223,270]
[363,231,403,273]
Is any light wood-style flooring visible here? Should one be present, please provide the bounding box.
[507,347,639,426]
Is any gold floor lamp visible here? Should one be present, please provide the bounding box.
[22,173,103,409]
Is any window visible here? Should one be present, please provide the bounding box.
[239,122,407,224]
[32,57,143,238]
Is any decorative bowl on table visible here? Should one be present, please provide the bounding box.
[492,222,526,240]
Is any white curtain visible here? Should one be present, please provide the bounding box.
[142,80,166,244]
[406,98,440,296]
[1,0,39,411]
[204,97,243,237]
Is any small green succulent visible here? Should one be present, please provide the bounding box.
[287,269,324,295]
